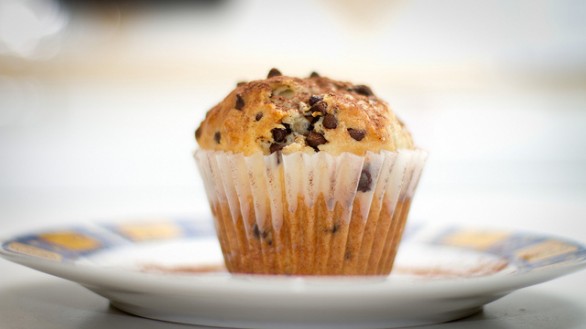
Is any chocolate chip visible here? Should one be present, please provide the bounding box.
[195,126,202,139]
[235,94,245,110]
[252,223,273,244]
[345,250,352,260]
[306,131,327,150]
[271,127,288,143]
[357,168,372,192]
[236,81,247,87]
[309,95,323,106]
[255,112,263,121]
[267,68,282,78]
[351,85,374,96]
[263,230,273,245]
[322,113,338,129]
[252,224,261,239]
[269,143,285,154]
[305,115,319,124]
[309,101,327,115]
[329,223,339,234]
[309,71,320,78]
[282,122,292,134]
[347,128,366,141]
[214,131,221,144]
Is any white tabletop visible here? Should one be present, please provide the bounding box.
[1,186,585,329]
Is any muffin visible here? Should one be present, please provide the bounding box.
[194,69,426,275]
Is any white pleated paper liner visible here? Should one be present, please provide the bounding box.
[194,149,427,275]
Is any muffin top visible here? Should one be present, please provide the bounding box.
[195,69,414,156]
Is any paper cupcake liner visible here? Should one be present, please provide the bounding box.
[194,149,427,275]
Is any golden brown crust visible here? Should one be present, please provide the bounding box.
[195,70,414,155]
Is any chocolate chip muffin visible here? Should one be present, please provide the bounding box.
[194,69,426,275]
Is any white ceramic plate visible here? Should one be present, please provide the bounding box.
[1,217,586,329]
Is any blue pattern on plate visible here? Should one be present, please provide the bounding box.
[431,227,586,272]
[2,218,586,273]
[2,226,128,261]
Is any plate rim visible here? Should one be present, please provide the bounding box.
[2,220,586,299]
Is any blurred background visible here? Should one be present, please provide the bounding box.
[1,0,585,235]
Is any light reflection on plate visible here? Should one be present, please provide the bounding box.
[1,218,585,329]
